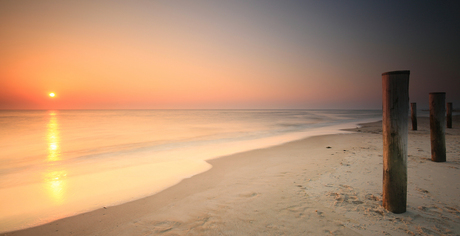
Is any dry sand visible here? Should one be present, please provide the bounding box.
[5,116,460,235]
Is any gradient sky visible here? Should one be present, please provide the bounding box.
[1,0,459,109]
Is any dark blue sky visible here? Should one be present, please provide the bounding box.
[272,0,460,108]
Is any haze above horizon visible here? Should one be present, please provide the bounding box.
[1,1,459,110]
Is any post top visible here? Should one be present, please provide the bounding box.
[429,92,446,95]
[382,70,410,76]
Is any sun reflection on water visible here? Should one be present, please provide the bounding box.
[44,111,67,204]
[47,112,60,162]
[44,170,67,203]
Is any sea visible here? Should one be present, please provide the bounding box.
[0,109,381,232]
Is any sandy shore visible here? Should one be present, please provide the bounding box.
[5,116,460,235]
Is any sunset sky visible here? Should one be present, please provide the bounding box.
[1,0,459,109]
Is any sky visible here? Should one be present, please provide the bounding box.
[1,0,459,109]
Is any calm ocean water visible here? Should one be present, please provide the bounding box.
[0,109,381,232]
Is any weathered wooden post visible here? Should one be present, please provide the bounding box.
[382,70,410,213]
[447,102,452,128]
[429,93,446,162]
[411,103,417,130]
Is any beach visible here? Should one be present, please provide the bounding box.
[5,116,460,235]
[2,1,459,235]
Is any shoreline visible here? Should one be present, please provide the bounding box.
[5,116,460,235]
[0,118,376,233]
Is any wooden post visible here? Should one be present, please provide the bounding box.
[411,103,417,130]
[447,102,452,128]
[382,70,410,214]
[429,93,446,162]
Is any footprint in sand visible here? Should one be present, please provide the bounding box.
[239,192,259,198]
[151,221,181,234]
[419,204,460,218]
[365,194,380,202]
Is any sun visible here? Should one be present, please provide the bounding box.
[49,93,56,98]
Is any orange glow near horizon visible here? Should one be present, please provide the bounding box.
[0,1,368,110]
[5,1,457,109]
